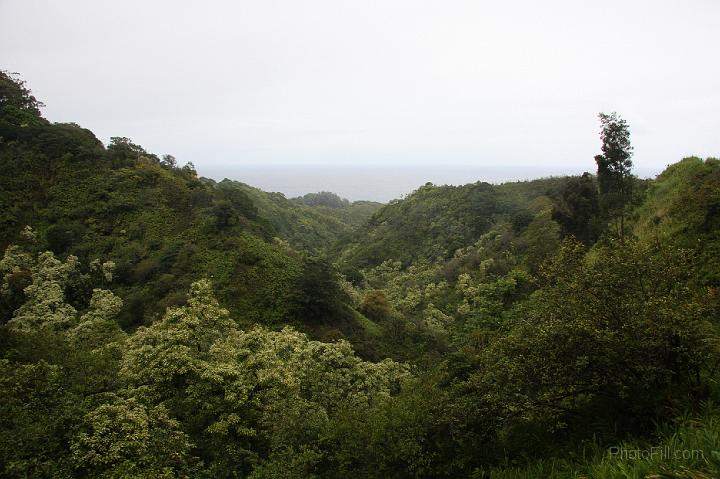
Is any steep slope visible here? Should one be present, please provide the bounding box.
[633,156,720,286]
[0,73,354,333]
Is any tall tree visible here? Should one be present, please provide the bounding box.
[595,112,634,242]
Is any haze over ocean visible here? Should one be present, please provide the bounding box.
[3,1,718,187]
[203,164,663,202]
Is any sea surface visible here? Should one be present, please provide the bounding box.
[201,164,661,203]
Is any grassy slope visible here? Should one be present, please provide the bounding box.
[633,156,720,286]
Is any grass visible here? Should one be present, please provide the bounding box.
[473,402,720,479]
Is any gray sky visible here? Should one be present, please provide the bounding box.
[1,0,719,192]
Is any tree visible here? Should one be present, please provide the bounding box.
[211,200,240,231]
[291,257,347,324]
[293,191,350,209]
[595,112,634,243]
[160,154,177,169]
[359,289,393,322]
[0,71,44,118]
[552,173,601,244]
[71,398,195,478]
[468,239,710,455]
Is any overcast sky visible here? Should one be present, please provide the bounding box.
[1,1,719,185]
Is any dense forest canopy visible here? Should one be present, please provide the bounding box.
[1,71,719,478]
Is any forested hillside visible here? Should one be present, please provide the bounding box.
[334,178,564,268]
[1,72,719,478]
[0,72,380,340]
[212,179,382,252]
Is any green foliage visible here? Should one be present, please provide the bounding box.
[118,279,410,476]
[633,156,720,287]
[512,203,561,272]
[292,190,350,209]
[336,178,567,270]
[595,112,634,241]
[0,248,127,478]
[6,251,80,332]
[0,268,412,477]
[290,256,349,325]
[338,181,503,268]
[474,402,720,478]
[552,172,601,244]
[0,81,352,333]
[467,239,711,455]
[216,179,382,252]
[0,70,45,121]
[71,398,194,478]
[359,289,394,322]
[2,73,719,478]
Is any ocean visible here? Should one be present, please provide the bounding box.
[200,164,661,203]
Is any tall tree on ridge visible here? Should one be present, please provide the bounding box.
[595,112,634,243]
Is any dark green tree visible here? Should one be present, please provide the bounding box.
[160,154,177,169]
[211,200,239,231]
[552,172,601,244]
[291,257,347,324]
[595,112,634,242]
[0,71,44,117]
[0,71,47,133]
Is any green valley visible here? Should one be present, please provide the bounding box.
[1,71,719,478]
